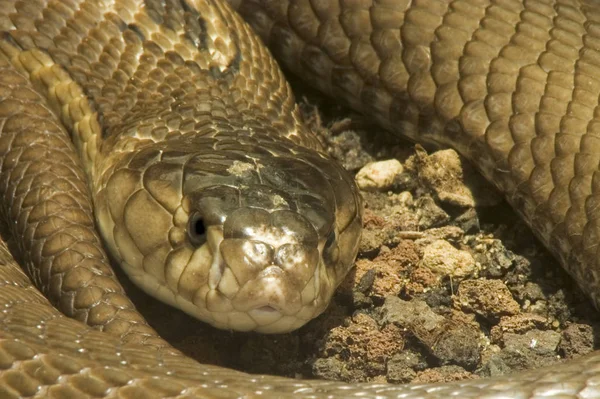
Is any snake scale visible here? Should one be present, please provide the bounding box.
[0,0,599,397]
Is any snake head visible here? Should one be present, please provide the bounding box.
[94,134,362,333]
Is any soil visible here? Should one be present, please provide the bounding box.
[118,74,600,386]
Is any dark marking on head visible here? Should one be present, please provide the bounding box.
[193,9,210,53]
[2,31,23,50]
[179,0,241,78]
[179,0,194,13]
[209,46,241,80]
[127,23,146,42]
[98,113,111,139]
[143,0,166,25]
[108,12,128,33]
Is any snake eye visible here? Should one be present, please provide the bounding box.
[188,212,207,247]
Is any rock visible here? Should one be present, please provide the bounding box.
[386,350,427,383]
[316,313,405,382]
[559,323,595,359]
[490,313,551,344]
[456,279,520,321]
[356,159,403,191]
[503,330,561,355]
[416,196,450,229]
[415,149,476,207]
[393,191,414,206]
[347,241,419,300]
[311,358,352,381]
[356,268,376,293]
[421,240,476,280]
[451,207,480,233]
[411,147,501,208]
[479,330,562,377]
[475,239,515,278]
[381,296,445,334]
[432,321,481,369]
[381,297,480,368]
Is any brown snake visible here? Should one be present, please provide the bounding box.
[0,0,599,397]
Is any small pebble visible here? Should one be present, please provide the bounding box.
[559,323,594,358]
[416,196,450,229]
[416,149,476,207]
[456,279,520,321]
[421,240,476,280]
[356,159,403,191]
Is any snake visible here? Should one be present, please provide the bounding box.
[0,0,600,397]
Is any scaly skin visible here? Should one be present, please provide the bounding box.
[232,0,600,312]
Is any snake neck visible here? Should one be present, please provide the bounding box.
[0,0,320,181]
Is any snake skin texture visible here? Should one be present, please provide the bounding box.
[231,0,600,311]
[0,0,365,336]
[0,0,598,398]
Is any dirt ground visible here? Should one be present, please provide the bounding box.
[120,75,600,386]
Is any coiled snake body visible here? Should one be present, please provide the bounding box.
[0,0,599,397]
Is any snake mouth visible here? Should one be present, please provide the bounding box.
[248,303,286,327]
[256,305,278,312]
